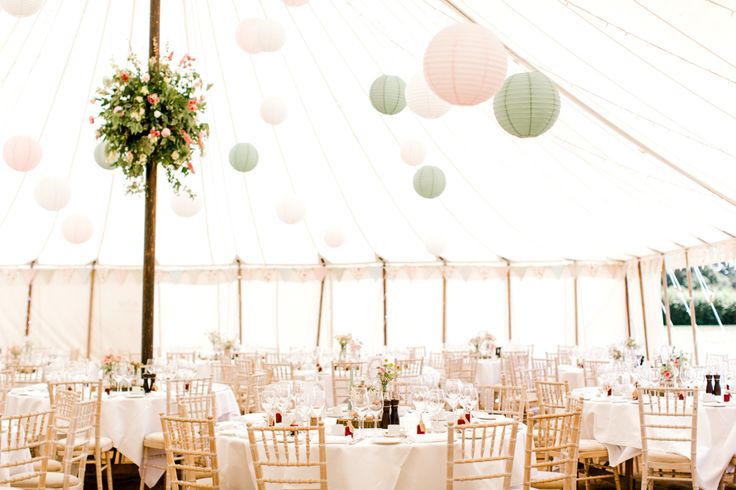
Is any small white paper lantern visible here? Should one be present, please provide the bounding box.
[257,19,285,52]
[34,176,70,211]
[275,194,305,224]
[406,73,450,119]
[400,139,426,166]
[413,165,446,199]
[170,193,201,218]
[229,143,259,172]
[0,0,42,17]
[62,214,93,244]
[425,232,449,257]
[283,0,309,6]
[94,141,116,170]
[3,134,41,172]
[235,19,262,54]
[260,97,288,125]
[324,226,345,248]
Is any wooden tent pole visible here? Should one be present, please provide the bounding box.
[441,258,447,345]
[380,257,388,346]
[86,260,97,359]
[573,271,580,346]
[315,258,327,347]
[684,254,700,365]
[24,260,36,337]
[624,272,632,338]
[637,261,650,360]
[506,265,512,342]
[236,258,243,345]
[140,0,160,364]
[661,257,673,345]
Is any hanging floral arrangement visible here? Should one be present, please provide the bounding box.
[91,51,211,196]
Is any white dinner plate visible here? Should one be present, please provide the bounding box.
[471,411,500,421]
[372,437,402,445]
[702,401,727,407]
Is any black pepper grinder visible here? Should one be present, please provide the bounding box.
[705,374,713,395]
[389,398,400,425]
[713,374,722,396]
[380,400,391,429]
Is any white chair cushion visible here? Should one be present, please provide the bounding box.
[143,431,165,449]
[579,438,607,454]
[10,471,82,489]
[531,470,567,489]
[648,450,690,464]
[31,459,63,472]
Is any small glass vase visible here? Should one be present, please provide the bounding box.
[339,345,347,361]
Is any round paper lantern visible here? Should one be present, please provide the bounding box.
[260,97,287,125]
[0,0,42,17]
[275,194,305,224]
[34,176,70,211]
[257,19,285,52]
[400,139,426,166]
[283,0,309,6]
[413,166,446,199]
[406,74,450,119]
[3,135,41,172]
[93,141,116,170]
[493,71,561,138]
[229,143,259,172]
[423,23,507,106]
[324,226,345,248]
[369,75,406,115]
[235,19,262,54]
[62,214,93,244]
[170,194,201,218]
[425,233,449,257]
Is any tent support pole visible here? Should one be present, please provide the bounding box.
[236,258,243,346]
[441,258,447,345]
[506,265,512,342]
[624,273,632,338]
[380,258,388,346]
[637,261,650,360]
[86,261,97,359]
[573,272,579,346]
[661,257,673,346]
[684,254,700,365]
[315,258,326,348]
[140,0,161,365]
[24,260,36,337]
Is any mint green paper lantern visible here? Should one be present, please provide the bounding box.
[229,143,259,172]
[93,141,116,170]
[369,75,406,115]
[413,165,446,199]
[493,71,560,138]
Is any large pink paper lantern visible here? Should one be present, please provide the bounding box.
[283,0,309,6]
[1,0,42,17]
[423,23,507,106]
[3,135,42,172]
[62,214,93,244]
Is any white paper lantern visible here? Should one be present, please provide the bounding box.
[34,176,70,211]
[170,193,201,218]
[400,139,426,166]
[283,0,309,6]
[324,226,345,248]
[235,19,262,54]
[257,19,285,53]
[275,194,305,224]
[425,233,449,257]
[3,134,41,172]
[62,214,93,244]
[406,74,450,119]
[0,0,42,17]
[423,23,507,106]
[93,141,116,170]
[260,97,288,125]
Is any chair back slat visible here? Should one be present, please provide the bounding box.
[161,415,220,490]
[478,385,526,422]
[0,409,55,488]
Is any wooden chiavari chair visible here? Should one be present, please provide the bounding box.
[246,422,328,490]
[532,357,559,382]
[407,346,426,360]
[535,380,569,415]
[557,345,576,365]
[459,356,479,385]
[444,356,465,381]
[211,362,237,386]
[639,387,698,490]
[234,372,266,414]
[446,420,519,490]
[50,392,97,490]
[396,358,423,379]
[262,352,286,365]
[0,409,54,489]
[523,410,581,490]
[176,393,217,419]
[583,360,609,387]
[478,385,526,422]
[161,415,220,490]
[0,369,14,415]
[263,362,294,384]
[330,361,365,406]
[705,353,728,367]
[47,379,113,490]
[427,352,444,371]
[720,455,736,489]
[234,357,257,377]
[166,352,197,364]
[10,365,45,386]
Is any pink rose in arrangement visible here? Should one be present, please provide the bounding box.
[148,128,160,140]
[180,129,193,145]
[147,93,160,105]
[187,99,198,112]
[161,127,171,138]
[663,370,672,380]
[88,116,94,124]
[142,73,150,82]
[186,162,195,173]
[120,71,129,83]
[197,132,205,150]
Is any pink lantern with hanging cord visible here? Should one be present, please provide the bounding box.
[3,135,42,172]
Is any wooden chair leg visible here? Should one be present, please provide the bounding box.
[613,465,622,490]
[105,451,114,490]
[139,447,148,490]
[95,448,103,490]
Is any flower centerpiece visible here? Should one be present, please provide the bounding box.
[206,331,235,358]
[609,345,623,362]
[92,51,210,196]
[624,337,639,350]
[7,345,22,363]
[349,338,363,359]
[658,350,688,385]
[469,332,496,356]
[335,334,352,360]
[101,354,123,387]
[376,359,401,396]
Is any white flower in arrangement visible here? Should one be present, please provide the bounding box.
[103,76,112,87]
[113,106,122,114]
[142,73,150,82]
[124,152,134,162]
[140,86,149,95]
[154,110,161,118]
[161,127,171,137]
[171,151,180,160]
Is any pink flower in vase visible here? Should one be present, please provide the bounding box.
[147,93,160,105]
[180,130,193,145]
[142,73,150,83]
[161,127,171,138]
[187,99,198,111]
[88,116,94,124]
[186,162,195,173]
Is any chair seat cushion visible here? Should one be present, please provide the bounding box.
[579,438,607,454]
[531,470,567,489]
[648,450,690,464]
[143,431,165,449]
[32,459,62,472]
[96,436,114,452]
[10,471,82,489]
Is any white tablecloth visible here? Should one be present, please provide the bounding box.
[558,364,585,390]
[475,359,502,386]
[580,394,736,490]
[216,413,526,490]
[5,383,240,486]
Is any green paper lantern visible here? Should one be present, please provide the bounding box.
[369,75,406,115]
[493,71,560,138]
[413,165,446,199]
[229,143,259,172]
[93,141,116,170]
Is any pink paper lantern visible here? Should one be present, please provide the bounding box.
[3,134,42,172]
[235,19,262,54]
[423,23,507,106]
[283,0,309,6]
[62,214,93,245]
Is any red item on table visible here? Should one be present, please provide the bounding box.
[725,392,731,402]
[344,422,354,437]
[417,419,426,435]
[606,388,612,396]
[457,417,466,425]
[678,392,685,401]
[464,412,471,422]
[275,412,282,424]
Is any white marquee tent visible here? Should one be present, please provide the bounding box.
[1,0,735,361]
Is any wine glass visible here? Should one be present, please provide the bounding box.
[426,388,445,433]
[260,388,276,423]
[309,385,326,422]
[460,383,478,416]
[351,386,370,438]
[410,385,428,417]
[444,379,463,416]
[368,388,384,430]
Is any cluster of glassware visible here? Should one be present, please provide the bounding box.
[259,381,327,427]
[408,378,478,433]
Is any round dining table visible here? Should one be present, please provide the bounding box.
[214,411,526,490]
